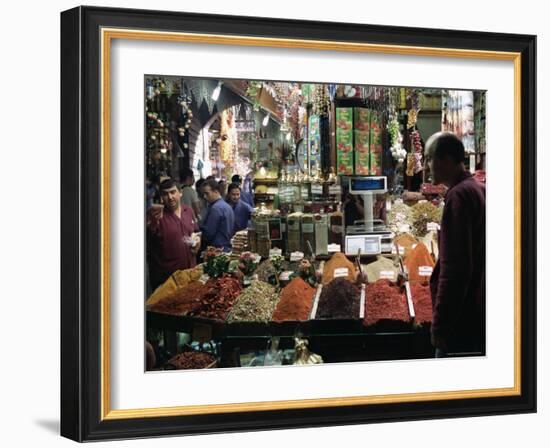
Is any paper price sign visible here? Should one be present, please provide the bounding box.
[311,184,323,195]
[379,270,396,280]
[418,266,433,276]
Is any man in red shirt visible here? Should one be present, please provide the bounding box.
[147,179,200,290]
[425,132,486,357]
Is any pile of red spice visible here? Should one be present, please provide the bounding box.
[166,351,216,369]
[316,278,360,319]
[148,275,242,320]
[410,283,432,325]
[187,275,242,320]
[272,277,316,322]
[364,279,410,326]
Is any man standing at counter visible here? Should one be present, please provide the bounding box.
[425,132,486,357]
[146,179,200,290]
[200,178,235,252]
[227,183,253,232]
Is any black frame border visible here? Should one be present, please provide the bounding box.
[61,6,536,442]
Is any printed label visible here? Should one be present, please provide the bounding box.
[418,266,433,276]
[329,184,342,195]
[302,223,314,233]
[311,184,323,195]
[198,274,210,284]
[391,246,406,255]
[327,244,341,253]
[301,188,309,199]
[333,267,349,278]
[269,248,282,257]
[379,270,396,280]
[290,251,304,261]
[427,222,440,232]
[279,271,293,281]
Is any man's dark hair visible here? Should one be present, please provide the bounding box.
[195,178,205,191]
[202,178,221,193]
[231,174,242,184]
[181,168,195,183]
[227,183,241,194]
[159,178,179,192]
[432,132,465,164]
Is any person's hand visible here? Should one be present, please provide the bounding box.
[190,236,201,254]
[150,203,164,220]
[431,333,447,350]
[147,204,164,230]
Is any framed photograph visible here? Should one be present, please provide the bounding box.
[60,6,536,442]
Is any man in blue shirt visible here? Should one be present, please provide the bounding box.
[200,178,235,252]
[227,183,253,232]
[231,174,254,207]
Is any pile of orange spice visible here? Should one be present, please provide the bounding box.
[272,277,316,322]
[405,242,434,284]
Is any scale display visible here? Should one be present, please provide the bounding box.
[349,176,387,194]
[345,235,382,256]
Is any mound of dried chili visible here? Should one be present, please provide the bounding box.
[410,283,432,325]
[364,279,409,326]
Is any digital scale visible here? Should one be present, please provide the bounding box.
[344,176,393,256]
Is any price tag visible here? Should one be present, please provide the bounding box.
[279,271,293,281]
[301,188,309,199]
[386,199,392,211]
[379,270,396,280]
[301,223,314,233]
[427,222,440,232]
[329,184,342,195]
[334,267,349,278]
[290,251,304,262]
[469,154,476,174]
[327,244,341,253]
[311,184,323,195]
[418,266,433,276]
[269,248,282,257]
[198,274,210,284]
[391,246,405,255]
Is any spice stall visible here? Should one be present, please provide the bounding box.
[145,76,486,370]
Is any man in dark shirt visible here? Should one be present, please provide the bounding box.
[425,132,486,357]
[146,179,200,290]
[200,178,235,252]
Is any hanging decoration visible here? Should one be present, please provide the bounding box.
[245,81,263,111]
[442,90,476,155]
[388,115,406,163]
[410,130,424,174]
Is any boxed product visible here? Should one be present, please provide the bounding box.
[354,108,370,131]
[355,150,370,175]
[369,152,382,175]
[337,151,354,175]
[336,108,353,130]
